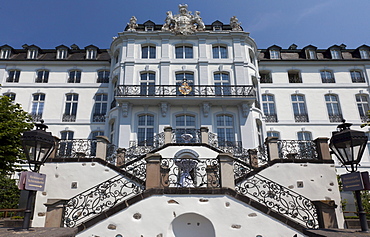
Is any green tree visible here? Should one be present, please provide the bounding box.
[0,175,20,209]
[0,95,33,175]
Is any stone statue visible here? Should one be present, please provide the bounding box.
[230,16,242,31]
[162,4,205,35]
[127,16,138,32]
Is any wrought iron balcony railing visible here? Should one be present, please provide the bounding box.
[56,139,97,158]
[93,113,106,122]
[172,129,201,143]
[30,113,42,122]
[62,114,76,122]
[329,114,343,123]
[265,114,278,122]
[294,114,309,122]
[277,140,318,159]
[288,76,302,83]
[116,85,255,97]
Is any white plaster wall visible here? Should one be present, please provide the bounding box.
[32,161,130,227]
[78,195,305,237]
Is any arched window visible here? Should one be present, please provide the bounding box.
[93,94,107,122]
[36,70,49,83]
[325,94,343,122]
[214,72,230,95]
[320,70,335,83]
[262,94,277,122]
[31,93,45,122]
[175,45,193,59]
[212,45,227,59]
[142,45,156,59]
[68,70,81,83]
[291,94,309,122]
[216,114,234,146]
[356,94,369,122]
[97,70,109,83]
[350,70,365,83]
[176,114,196,143]
[7,70,20,83]
[140,72,155,95]
[63,93,78,122]
[138,114,154,145]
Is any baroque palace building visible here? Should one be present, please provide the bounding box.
[1,4,369,237]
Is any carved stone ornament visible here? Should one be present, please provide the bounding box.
[119,102,129,117]
[202,102,210,117]
[230,16,242,31]
[162,4,205,35]
[179,79,192,95]
[160,102,168,117]
[127,16,138,32]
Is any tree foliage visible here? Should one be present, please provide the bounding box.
[0,175,20,209]
[0,95,33,175]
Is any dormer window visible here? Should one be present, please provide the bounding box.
[213,26,222,31]
[86,48,97,59]
[270,49,280,59]
[330,49,341,59]
[0,48,11,59]
[57,48,68,59]
[308,50,316,59]
[27,48,38,59]
[145,26,154,31]
[360,49,369,59]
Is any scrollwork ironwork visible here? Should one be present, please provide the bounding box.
[56,139,97,158]
[277,140,317,159]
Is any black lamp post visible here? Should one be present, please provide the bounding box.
[21,120,55,229]
[329,120,369,232]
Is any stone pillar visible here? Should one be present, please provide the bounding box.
[164,127,173,144]
[48,136,60,159]
[200,127,209,144]
[95,136,109,160]
[312,200,338,228]
[314,137,331,161]
[145,153,162,189]
[116,148,126,167]
[265,137,280,161]
[248,149,258,168]
[44,199,67,227]
[218,153,234,189]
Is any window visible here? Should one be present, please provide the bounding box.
[213,26,222,31]
[93,94,107,122]
[325,94,343,122]
[86,48,97,59]
[59,131,74,157]
[0,48,11,59]
[260,71,272,83]
[140,72,155,95]
[36,70,49,83]
[138,115,154,145]
[297,131,312,141]
[57,49,68,59]
[360,49,369,59]
[176,114,196,143]
[31,93,45,122]
[350,70,365,83]
[307,50,316,59]
[270,50,280,59]
[216,115,234,146]
[292,94,309,122]
[68,70,81,83]
[262,94,277,122]
[267,131,280,138]
[91,131,104,139]
[212,45,227,59]
[110,122,115,143]
[320,70,335,83]
[7,70,20,83]
[97,70,109,83]
[176,72,194,95]
[114,51,120,64]
[3,93,16,101]
[145,26,154,31]
[214,72,230,95]
[331,50,341,59]
[356,95,369,122]
[175,45,193,59]
[63,94,78,122]
[142,45,156,59]
[288,70,302,83]
[27,49,38,59]
[91,131,104,156]
[249,49,255,65]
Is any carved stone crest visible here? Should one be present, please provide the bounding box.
[127,16,138,32]
[162,4,205,35]
[230,16,242,31]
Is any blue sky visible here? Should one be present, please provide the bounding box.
[1,0,370,49]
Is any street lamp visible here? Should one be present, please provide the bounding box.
[329,120,369,232]
[21,120,55,229]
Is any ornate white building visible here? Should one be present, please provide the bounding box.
[1,4,368,236]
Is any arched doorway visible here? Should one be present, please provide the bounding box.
[170,213,215,237]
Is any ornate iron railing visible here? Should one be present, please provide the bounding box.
[92,114,106,122]
[294,114,309,122]
[125,133,165,161]
[63,175,144,228]
[160,158,220,188]
[56,139,97,158]
[62,114,76,122]
[277,140,318,159]
[172,129,201,143]
[208,134,249,161]
[288,76,302,83]
[235,174,318,228]
[116,85,255,97]
[361,115,368,123]
[265,114,278,123]
[106,143,117,164]
[121,158,147,181]
[30,113,42,122]
[257,144,269,164]
[329,114,343,123]
[233,159,252,180]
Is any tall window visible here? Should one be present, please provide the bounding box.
[356,95,369,122]
[321,70,335,83]
[68,70,81,83]
[31,93,45,122]
[217,115,234,146]
[176,114,196,142]
[93,94,107,122]
[350,70,365,83]
[292,94,309,122]
[7,70,20,83]
[297,131,312,141]
[110,122,115,144]
[63,94,78,122]
[360,49,369,59]
[140,72,155,95]
[3,93,16,101]
[97,70,109,83]
[142,45,156,59]
[212,45,227,59]
[288,70,302,83]
[267,131,280,138]
[325,94,343,122]
[175,45,193,59]
[138,115,154,145]
[260,71,272,83]
[214,72,230,95]
[262,94,277,122]
[59,131,74,157]
[36,70,49,83]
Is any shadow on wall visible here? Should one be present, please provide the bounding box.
[169,213,215,237]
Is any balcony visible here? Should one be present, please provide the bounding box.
[294,114,309,122]
[329,114,343,123]
[265,114,278,123]
[30,113,42,122]
[62,114,76,122]
[93,113,106,122]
